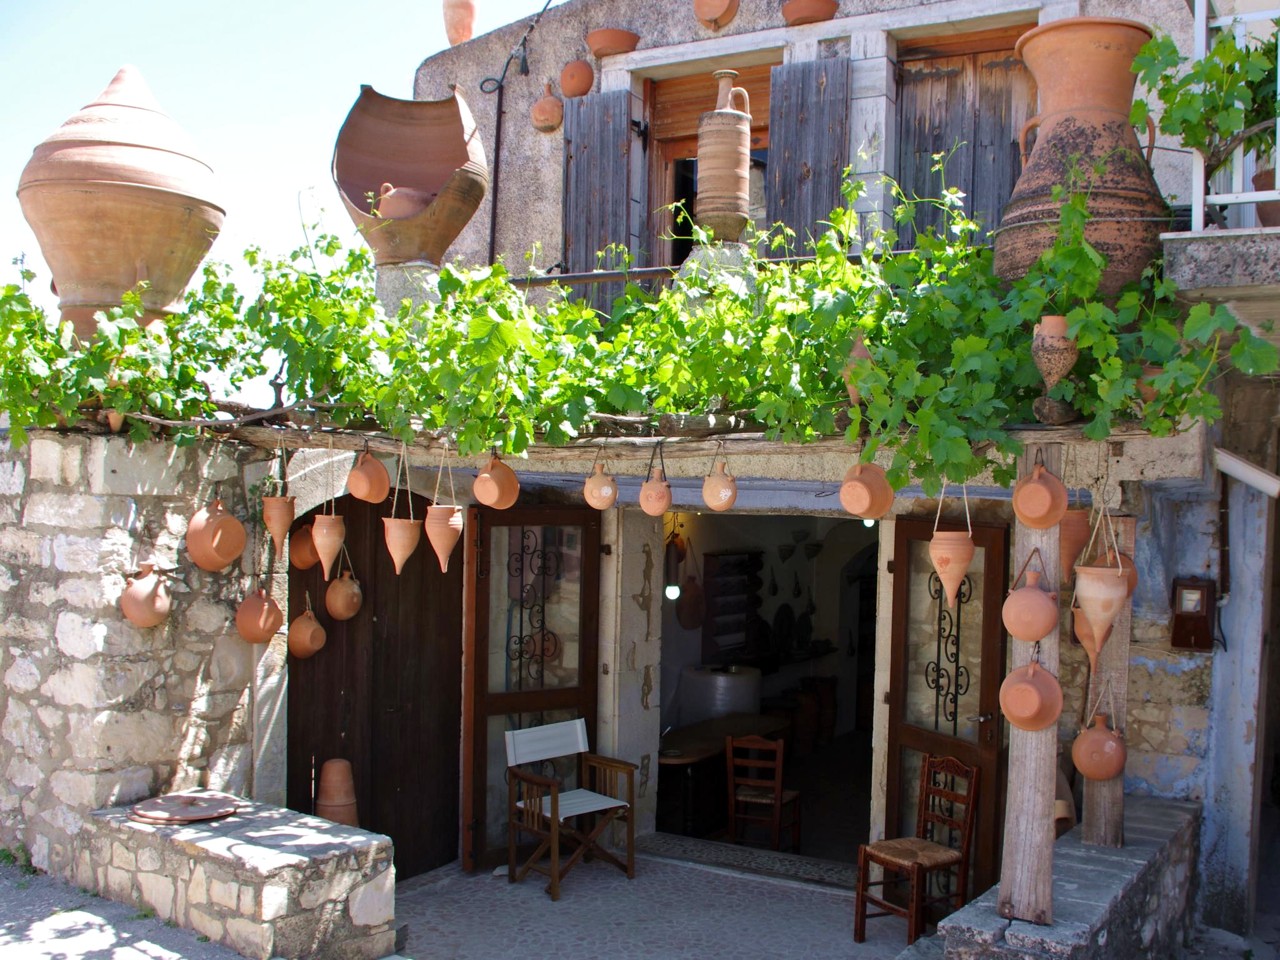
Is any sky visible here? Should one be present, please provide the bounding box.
[1,0,561,315]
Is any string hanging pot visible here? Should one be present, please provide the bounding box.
[186,499,247,573]
[311,514,346,581]
[640,443,672,517]
[531,82,564,133]
[290,524,320,570]
[1012,461,1069,529]
[347,450,391,504]
[583,460,619,510]
[1001,549,1059,642]
[262,495,295,557]
[702,451,737,512]
[426,445,464,572]
[120,562,171,628]
[236,588,283,644]
[999,660,1064,732]
[1074,506,1131,646]
[287,608,327,659]
[928,483,975,609]
[326,570,363,621]
[473,453,519,509]
[839,462,894,520]
[1072,712,1127,781]
[383,441,422,575]
[1030,315,1079,395]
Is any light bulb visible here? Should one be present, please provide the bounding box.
[862,518,876,528]
[665,583,682,600]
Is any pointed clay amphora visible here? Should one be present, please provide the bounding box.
[839,463,894,520]
[290,523,320,570]
[1074,562,1130,647]
[929,531,975,608]
[1072,602,1112,674]
[1072,713,1127,781]
[702,461,738,512]
[236,589,283,644]
[120,562,171,628]
[842,333,872,404]
[262,496,296,556]
[186,499,247,573]
[640,468,673,517]
[583,463,618,510]
[426,504,465,572]
[325,571,363,621]
[347,451,390,503]
[311,514,346,581]
[287,610,327,659]
[1002,569,1059,642]
[695,69,752,241]
[473,455,519,509]
[383,517,422,575]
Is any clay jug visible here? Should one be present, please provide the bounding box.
[17,66,224,339]
[561,60,595,98]
[585,29,640,58]
[426,504,465,572]
[694,0,739,29]
[186,499,247,573]
[1031,315,1079,394]
[1002,569,1059,642]
[782,0,839,25]
[1059,508,1091,587]
[929,531,975,608]
[1012,462,1069,529]
[290,524,320,571]
[442,0,475,46]
[1074,561,1130,644]
[315,759,359,826]
[640,468,673,517]
[287,610,327,659]
[325,571,363,621]
[843,333,872,404]
[383,517,422,575]
[262,496,295,556]
[347,451,391,503]
[696,70,752,242]
[120,563,171,628]
[839,463,894,520]
[531,83,564,133]
[236,589,283,644]
[994,18,1171,296]
[999,661,1064,731]
[311,514,346,581]
[702,461,738,512]
[583,463,618,510]
[1072,713,1127,781]
[473,455,519,509]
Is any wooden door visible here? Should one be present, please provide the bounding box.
[460,506,601,870]
[287,492,463,879]
[887,518,1008,896]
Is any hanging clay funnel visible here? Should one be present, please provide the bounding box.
[1012,462,1069,529]
[290,524,320,570]
[262,496,296,556]
[1101,548,1138,598]
[640,468,673,517]
[325,571,363,621]
[120,562,171,628]
[1072,602,1112,674]
[531,82,564,133]
[287,610,327,659]
[1059,508,1091,588]
[583,463,618,510]
[702,461,738,512]
[839,463,894,520]
[186,499,247,573]
[1031,316,1079,394]
[315,759,359,826]
[843,333,872,404]
[929,531,975,609]
[426,504,465,572]
[106,411,126,433]
[347,451,391,503]
[236,589,284,644]
[442,0,475,45]
[694,0,740,30]
[311,514,346,581]
[17,65,224,339]
[695,70,752,242]
[383,517,422,575]
[1002,569,1059,642]
[1072,713,1127,781]
[473,455,519,509]
[1074,562,1130,647]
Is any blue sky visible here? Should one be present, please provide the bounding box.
[2,0,556,313]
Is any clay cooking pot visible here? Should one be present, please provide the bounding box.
[1011,463,1069,529]
[325,571,363,621]
[839,462,894,520]
[120,562,171,629]
[583,463,618,510]
[999,661,1064,731]
[347,451,390,503]
[1002,569,1059,642]
[236,589,284,644]
[287,610,327,659]
[702,461,738,512]
[186,499,247,573]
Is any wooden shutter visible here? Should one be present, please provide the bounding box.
[767,60,853,250]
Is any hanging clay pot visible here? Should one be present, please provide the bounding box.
[782,0,839,26]
[929,531,975,609]
[325,571,363,621]
[287,610,327,659]
[262,496,296,556]
[1002,569,1059,642]
[1031,315,1079,394]
[442,0,475,45]
[347,451,391,504]
[1101,548,1138,598]
[17,65,224,339]
[236,589,283,644]
[531,83,564,133]
[383,517,422,575]
[702,461,738,512]
[290,524,320,570]
[315,758,359,826]
[585,28,640,58]
[843,333,872,404]
[694,0,739,29]
[1012,462,1069,529]
[120,563,171,628]
[999,661,1064,732]
[561,60,595,98]
[106,411,126,433]
[839,463,894,520]
[186,499,247,573]
[1059,507,1091,588]
[583,463,618,510]
[640,468,673,517]
[1074,562,1130,647]
[1073,602,1112,674]
[473,455,519,509]
[695,70,752,242]
[311,514,346,581]
[1072,713,1127,781]
[426,504,465,572]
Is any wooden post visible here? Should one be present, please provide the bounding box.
[1080,515,1136,847]
[997,443,1061,925]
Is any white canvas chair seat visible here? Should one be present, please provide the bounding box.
[519,787,629,821]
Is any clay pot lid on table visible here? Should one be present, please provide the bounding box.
[129,791,240,826]
[585,28,640,58]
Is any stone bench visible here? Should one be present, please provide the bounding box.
[70,791,396,960]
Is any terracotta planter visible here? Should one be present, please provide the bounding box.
[994,18,1170,296]
[1074,562,1130,646]
[287,610,327,659]
[782,0,839,26]
[999,661,1064,732]
[334,86,488,267]
[1255,167,1280,227]
[17,66,224,339]
[586,28,640,58]
[347,451,391,503]
[290,523,320,571]
[839,462,894,520]
[262,496,296,556]
[120,563,171,629]
[325,571,363,621]
[694,0,739,29]
[640,468,673,517]
[531,83,564,133]
[426,504,465,572]
[929,531,975,609]
[442,0,475,46]
[1072,713,1127,781]
[1031,315,1079,394]
[315,759,359,826]
[236,589,283,644]
[843,333,872,404]
[106,411,126,433]
[1059,507,1091,587]
[186,499,247,573]
[1002,569,1059,642]
[311,514,346,581]
[696,70,752,242]
[383,517,422,575]
[1012,462,1069,529]
[561,60,595,98]
[473,455,519,509]
[583,463,619,510]
[702,461,738,512]
[1137,363,1163,404]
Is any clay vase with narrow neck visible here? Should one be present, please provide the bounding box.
[1059,508,1091,588]
[531,83,564,133]
[442,0,475,45]
[290,524,320,570]
[311,514,346,581]
[1074,562,1130,644]
[839,463,894,520]
[929,531,975,608]
[347,452,390,504]
[583,463,618,510]
[315,759,359,826]
[1002,569,1059,642]
[383,517,421,575]
[236,589,283,644]
[287,610,327,659]
[325,571,363,621]
[426,504,464,572]
[474,455,519,509]
[702,461,738,512]
[186,499,247,573]
[1072,713,1127,781]
[1012,461,1069,529]
[1031,316,1079,395]
[640,468,673,517]
[120,563,170,628]
[262,496,295,556]
[696,69,752,242]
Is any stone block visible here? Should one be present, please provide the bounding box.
[239,884,256,915]
[29,437,81,485]
[137,871,176,921]
[209,630,252,691]
[137,846,163,872]
[226,916,274,960]
[111,841,136,871]
[3,616,52,643]
[261,881,289,921]
[184,598,232,634]
[0,528,52,566]
[104,865,133,901]
[92,439,190,497]
[0,458,26,495]
[52,535,105,573]
[26,581,57,606]
[4,656,42,693]
[6,755,41,789]
[188,906,224,942]
[348,866,395,927]
[3,699,46,755]
[188,863,208,906]
[23,492,112,529]
[209,876,240,910]
[207,743,251,793]
[55,611,109,659]
[58,576,118,610]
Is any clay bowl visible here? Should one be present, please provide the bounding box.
[838,462,894,519]
[586,28,640,58]
[1012,464,1068,529]
[347,451,390,503]
[999,661,1064,732]
[782,0,839,26]
[473,456,519,510]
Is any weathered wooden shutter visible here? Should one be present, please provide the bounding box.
[767,60,853,250]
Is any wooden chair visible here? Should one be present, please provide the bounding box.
[505,718,636,901]
[854,754,980,945]
[724,734,801,851]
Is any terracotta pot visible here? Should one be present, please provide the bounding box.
[640,468,673,517]
[696,70,752,242]
[347,451,390,504]
[325,571,363,621]
[782,0,839,26]
[334,86,488,267]
[236,589,283,644]
[694,0,739,29]
[1031,315,1079,394]
[315,759,359,826]
[1002,569,1059,642]
[994,18,1170,296]
[999,661,1064,732]
[426,504,465,572]
[186,499,247,573]
[561,60,595,98]
[17,66,224,339]
[1254,167,1280,227]
[106,411,126,433]
[383,517,422,575]
[1072,602,1112,674]
[1059,507,1091,588]
[1137,364,1163,404]
[1012,462,1069,529]
[442,0,475,46]
[311,514,346,581]
[1072,713,1127,781]
[583,463,618,510]
[262,496,296,557]
[929,531,976,609]
[120,563,171,629]
[1074,562,1130,646]
[843,333,872,404]
[290,524,320,570]
[586,28,640,58]
[374,181,432,219]
[473,455,519,509]
[531,83,564,133]
[287,610,327,659]
[1101,548,1138,598]
[702,461,738,512]
[839,462,894,520]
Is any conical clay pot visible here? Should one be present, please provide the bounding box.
[999,661,1064,732]
[311,514,346,581]
[426,504,465,572]
[929,531,975,609]
[325,571,363,621]
[262,496,295,556]
[1074,562,1130,645]
[1072,713,1127,781]
[531,83,564,133]
[290,524,320,570]
[1002,569,1059,642]
[583,463,618,510]
[287,610,327,659]
[1101,548,1138,598]
[1012,462,1069,529]
[640,469,673,517]
[702,461,738,512]
[120,563,171,628]
[236,589,284,644]
[1031,316,1079,394]
[347,452,390,503]
[839,463,894,520]
[315,759,359,826]
[442,0,475,45]
[186,499,247,573]
[383,517,422,574]
[1059,508,1091,588]
[696,70,752,242]
[1073,602,1112,674]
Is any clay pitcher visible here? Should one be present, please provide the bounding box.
[1059,508,1091,588]
[702,461,738,512]
[1074,561,1130,645]
[120,562,171,628]
[640,468,673,517]
[695,70,752,242]
[1002,569,1059,642]
[583,463,618,510]
[839,463,894,520]
[236,589,283,644]
[1011,462,1069,529]
[474,455,519,509]
[262,496,296,556]
[999,661,1064,732]
[1072,713,1127,781]
[315,759,359,826]
[531,83,564,133]
[311,514,346,581]
[929,531,975,608]
[325,571,363,621]
[383,517,422,574]
[442,0,475,46]
[287,610,327,659]
[426,504,465,572]
[186,499,247,573]
[347,451,391,503]
[290,523,320,570]
[1031,316,1079,394]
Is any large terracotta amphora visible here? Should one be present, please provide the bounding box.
[695,70,752,243]
[994,18,1170,296]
